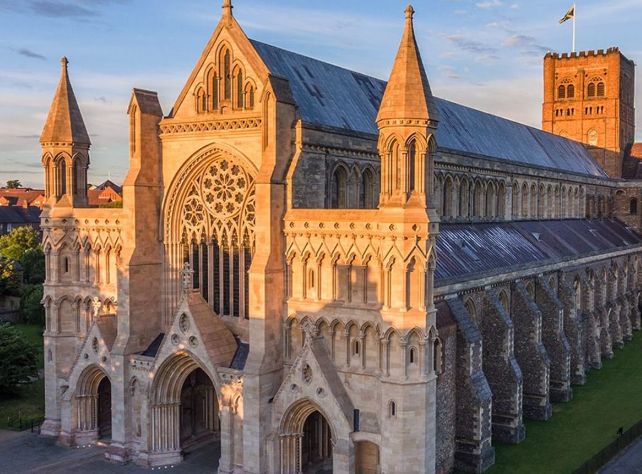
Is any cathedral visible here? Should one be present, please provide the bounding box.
[39,1,642,473]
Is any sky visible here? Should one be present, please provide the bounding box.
[1,0,641,188]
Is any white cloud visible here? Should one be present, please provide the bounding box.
[476,0,504,9]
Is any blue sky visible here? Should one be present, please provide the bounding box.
[1,0,641,188]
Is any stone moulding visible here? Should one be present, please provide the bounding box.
[159,117,262,135]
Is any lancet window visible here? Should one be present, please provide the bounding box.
[196,45,256,114]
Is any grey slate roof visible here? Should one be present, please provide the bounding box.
[251,40,607,178]
[435,219,642,285]
[0,206,40,225]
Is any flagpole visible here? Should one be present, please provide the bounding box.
[572,3,576,52]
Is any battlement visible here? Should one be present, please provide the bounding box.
[545,47,621,60]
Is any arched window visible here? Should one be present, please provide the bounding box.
[521,183,529,218]
[408,141,416,192]
[409,347,417,364]
[433,338,443,374]
[597,81,605,97]
[360,169,375,209]
[236,70,244,108]
[587,82,596,98]
[223,50,231,100]
[212,74,219,110]
[558,85,566,99]
[388,400,397,417]
[567,84,575,98]
[57,158,67,197]
[245,83,255,109]
[72,159,80,195]
[332,167,348,209]
[443,177,453,218]
[196,88,206,113]
[630,198,638,215]
[352,339,360,356]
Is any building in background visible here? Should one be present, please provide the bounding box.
[87,180,123,207]
[0,188,46,209]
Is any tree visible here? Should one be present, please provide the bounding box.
[0,324,38,396]
[20,285,44,326]
[0,226,41,263]
[5,180,22,189]
[0,258,21,296]
[21,248,45,285]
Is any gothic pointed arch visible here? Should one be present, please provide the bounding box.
[163,145,257,320]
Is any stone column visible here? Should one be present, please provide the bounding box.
[581,276,602,370]
[481,290,525,444]
[558,276,586,385]
[511,281,551,419]
[536,277,572,402]
[447,298,495,473]
[628,290,641,331]
[595,270,614,359]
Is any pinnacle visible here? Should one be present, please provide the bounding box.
[222,0,233,17]
[40,57,91,146]
[377,5,438,124]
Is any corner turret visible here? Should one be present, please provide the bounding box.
[377,5,439,209]
[40,57,90,207]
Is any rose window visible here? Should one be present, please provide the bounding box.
[202,160,250,219]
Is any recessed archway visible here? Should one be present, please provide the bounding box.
[280,400,334,474]
[148,352,221,467]
[73,365,111,445]
[179,368,218,450]
[97,377,112,440]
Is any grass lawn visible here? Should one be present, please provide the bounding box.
[0,324,45,430]
[489,329,642,474]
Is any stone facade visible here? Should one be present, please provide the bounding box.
[542,48,636,177]
[39,2,642,473]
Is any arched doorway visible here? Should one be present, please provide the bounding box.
[355,441,380,474]
[302,411,332,473]
[97,377,111,440]
[281,401,334,474]
[149,353,221,467]
[73,365,111,445]
[179,368,218,449]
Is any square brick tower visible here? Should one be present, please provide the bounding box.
[542,48,635,177]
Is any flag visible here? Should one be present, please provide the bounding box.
[559,5,575,24]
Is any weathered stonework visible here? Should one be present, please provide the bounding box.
[39,2,642,473]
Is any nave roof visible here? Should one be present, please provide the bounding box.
[251,40,607,178]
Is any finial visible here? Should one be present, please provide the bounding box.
[222,0,233,17]
[405,4,415,20]
[61,56,69,70]
[91,296,102,319]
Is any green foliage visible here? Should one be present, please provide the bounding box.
[0,258,21,296]
[20,285,44,326]
[5,180,21,189]
[20,248,45,285]
[0,324,38,396]
[0,226,41,263]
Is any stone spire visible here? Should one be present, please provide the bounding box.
[40,57,91,146]
[376,5,438,124]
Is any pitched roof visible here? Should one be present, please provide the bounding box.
[377,5,438,123]
[40,57,90,146]
[0,206,40,225]
[251,40,607,178]
[435,219,642,285]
